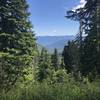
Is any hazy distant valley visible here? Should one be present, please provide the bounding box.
[36,35,75,53]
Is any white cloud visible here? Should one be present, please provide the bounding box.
[72,0,86,11]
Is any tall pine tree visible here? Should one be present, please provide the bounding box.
[35,48,51,82]
[51,48,59,71]
[62,41,79,73]
[66,0,100,77]
[0,0,36,91]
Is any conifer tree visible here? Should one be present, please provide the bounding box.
[51,48,59,71]
[66,0,100,77]
[62,41,79,73]
[62,41,73,73]
[36,48,51,82]
[0,0,36,90]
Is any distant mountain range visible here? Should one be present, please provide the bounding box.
[36,35,75,53]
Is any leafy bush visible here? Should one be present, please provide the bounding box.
[0,80,100,100]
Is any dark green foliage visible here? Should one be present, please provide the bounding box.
[81,0,100,76]
[35,48,51,82]
[62,41,79,73]
[66,0,100,78]
[51,48,59,71]
[0,0,100,99]
[0,80,100,100]
[0,0,36,91]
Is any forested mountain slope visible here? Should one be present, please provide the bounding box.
[36,36,75,53]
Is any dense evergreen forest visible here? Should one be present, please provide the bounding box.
[0,0,100,100]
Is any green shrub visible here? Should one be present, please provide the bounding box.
[0,80,100,100]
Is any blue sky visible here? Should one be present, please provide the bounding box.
[27,0,80,36]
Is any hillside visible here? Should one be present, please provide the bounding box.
[36,35,75,53]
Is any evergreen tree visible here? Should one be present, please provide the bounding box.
[0,0,36,91]
[60,57,65,69]
[96,0,100,74]
[81,0,100,76]
[62,41,79,73]
[66,0,100,77]
[36,48,51,82]
[51,48,59,71]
